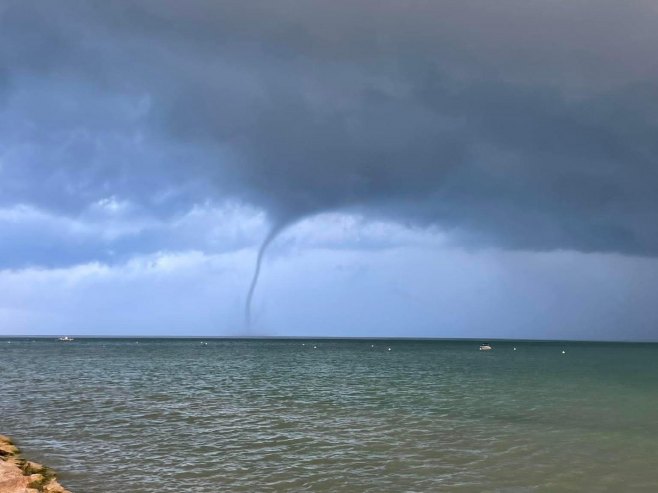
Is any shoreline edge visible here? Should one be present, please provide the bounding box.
[0,435,71,493]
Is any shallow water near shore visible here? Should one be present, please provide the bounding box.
[1,338,657,492]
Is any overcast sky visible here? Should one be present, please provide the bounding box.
[1,1,658,340]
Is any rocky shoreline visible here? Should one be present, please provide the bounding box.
[0,436,70,493]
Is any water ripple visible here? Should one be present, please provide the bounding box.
[1,339,657,492]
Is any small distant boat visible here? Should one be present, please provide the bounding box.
[58,336,74,342]
[479,344,493,351]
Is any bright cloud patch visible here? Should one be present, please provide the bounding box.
[3,229,658,341]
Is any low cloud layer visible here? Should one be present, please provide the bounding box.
[3,238,658,341]
[2,1,658,256]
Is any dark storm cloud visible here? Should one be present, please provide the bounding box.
[2,0,658,255]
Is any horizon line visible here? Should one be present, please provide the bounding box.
[2,335,657,344]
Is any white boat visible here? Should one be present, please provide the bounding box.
[58,336,74,342]
[479,344,492,351]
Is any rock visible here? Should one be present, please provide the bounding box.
[0,443,19,457]
[24,462,45,475]
[43,480,69,493]
[27,473,46,488]
[0,459,30,493]
[0,435,72,493]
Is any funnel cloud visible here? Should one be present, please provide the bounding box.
[1,1,658,338]
[244,223,289,327]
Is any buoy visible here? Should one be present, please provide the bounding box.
[314,345,317,349]
[562,350,566,354]
[388,347,392,351]
[513,347,517,351]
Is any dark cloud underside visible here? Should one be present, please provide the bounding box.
[1,0,658,254]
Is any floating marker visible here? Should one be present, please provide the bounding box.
[388,347,392,351]
[513,347,517,351]
[562,350,566,354]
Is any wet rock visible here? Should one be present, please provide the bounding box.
[0,443,19,457]
[0,435,71,493]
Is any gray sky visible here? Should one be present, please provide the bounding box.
[1,1,657,340]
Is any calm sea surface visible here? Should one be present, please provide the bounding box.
[1,338,657,492]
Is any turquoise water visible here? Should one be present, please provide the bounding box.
[1,338,657,492]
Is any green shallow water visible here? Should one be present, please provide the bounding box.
[1,338,657,492]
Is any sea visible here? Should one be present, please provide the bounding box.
[1,338,657,492]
